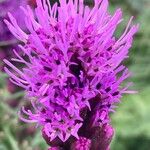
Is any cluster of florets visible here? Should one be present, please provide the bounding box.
[4,0,138,143]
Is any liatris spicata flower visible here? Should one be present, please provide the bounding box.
[4,0,138,149]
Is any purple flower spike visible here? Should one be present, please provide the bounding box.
[4,0,138,148]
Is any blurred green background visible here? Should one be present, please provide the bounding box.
[0,0,150,150]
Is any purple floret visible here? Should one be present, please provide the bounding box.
[70,137,91,150]
[4,0,138,144]
[0,0,27,41]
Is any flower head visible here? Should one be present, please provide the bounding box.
[4,0,138,144]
